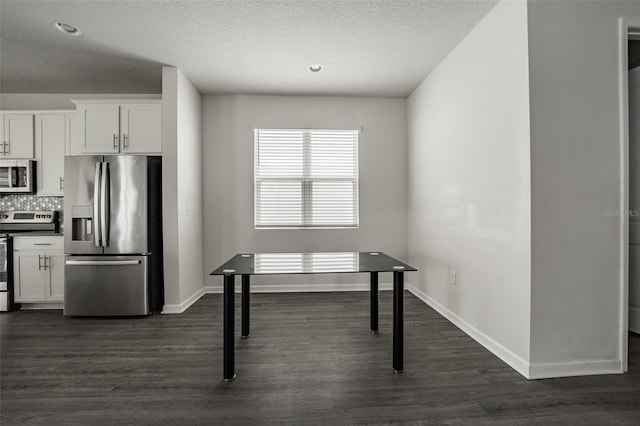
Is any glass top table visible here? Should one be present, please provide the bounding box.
[210,251,417,276]
[210,251,417,382]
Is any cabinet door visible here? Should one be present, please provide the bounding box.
[45,253,64,302]
[78,104,120,154]
[35,114,66,195]
[2,113,34,158]
[14,253,45,302]
[120,104,162,153]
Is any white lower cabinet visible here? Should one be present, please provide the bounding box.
[13,236,64,303]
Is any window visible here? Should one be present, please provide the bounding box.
[254,129,359,228]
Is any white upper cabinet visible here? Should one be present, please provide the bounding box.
[1,113,35,158]
[72,100,162,155]
[35,112,72,196]
[79,104,120,154]
[120,104,162,154]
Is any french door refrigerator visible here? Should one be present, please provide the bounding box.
[63,155,163,316]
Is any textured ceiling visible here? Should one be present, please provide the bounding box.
[0,0,498,97]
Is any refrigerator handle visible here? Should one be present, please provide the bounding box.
[93,162,102,247]
[66,259,141,266]
[101,161,110,247]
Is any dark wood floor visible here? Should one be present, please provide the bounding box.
[1,291,639,425]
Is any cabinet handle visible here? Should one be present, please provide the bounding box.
[1,141,5,155]
[34,243,52,246]
[123,134,128,150]
[113,133,118,150]
[5,140,9,154]
[59,177,64,191]
[38,255,43,270]
[44,256,49,270]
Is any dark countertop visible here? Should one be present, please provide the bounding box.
[1,231,63,237]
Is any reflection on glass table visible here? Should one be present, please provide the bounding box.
[254,252,359,274]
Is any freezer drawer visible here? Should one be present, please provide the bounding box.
[64,255,149,316]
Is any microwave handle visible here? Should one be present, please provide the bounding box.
[23,162,30,189]
[9,166,16,188]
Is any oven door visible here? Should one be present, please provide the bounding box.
[0,160,35,193]
[0,236,14,311]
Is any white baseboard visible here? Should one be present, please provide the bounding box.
[407,284,625,380]
[162,287,205,314]
[630,304,640,333]
[204,282,393,294]
[406,284,531,379]
[528,359,622,379]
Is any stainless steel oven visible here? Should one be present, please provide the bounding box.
[0,236,15,311]
[0,160,35,193]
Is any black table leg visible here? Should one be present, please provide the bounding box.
[242,274,250,339]
[223,273,236,381]
[370,272,378,333]
[393,270,404,373]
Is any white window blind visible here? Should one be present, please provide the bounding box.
[254,129,359,228]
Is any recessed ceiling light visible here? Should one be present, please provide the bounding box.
[53,21,82,36]
[309,64,323,73]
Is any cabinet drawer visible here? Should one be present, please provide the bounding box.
[13,236,63,250]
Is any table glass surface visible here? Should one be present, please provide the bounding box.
[210,252,417,275]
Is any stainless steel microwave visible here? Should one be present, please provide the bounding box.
[0,160,35,193]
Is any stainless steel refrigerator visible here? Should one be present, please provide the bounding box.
[63,155,164,316]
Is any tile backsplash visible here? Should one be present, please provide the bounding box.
[0,195,64,212]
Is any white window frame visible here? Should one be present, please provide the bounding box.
[254,128,360,229]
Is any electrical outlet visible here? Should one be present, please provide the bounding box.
[450,270,457,285]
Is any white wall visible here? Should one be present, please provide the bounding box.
[162,67,204,312]
[0,93,160,110]
[407,0,532,373]
[162,68,180,308]
[527,0,640,376]
[202,95,408,290]
[177,70,204,303]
